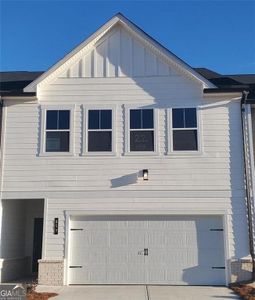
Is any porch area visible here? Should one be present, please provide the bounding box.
[0,199,44,282]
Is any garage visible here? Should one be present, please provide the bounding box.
[68,215,226,285]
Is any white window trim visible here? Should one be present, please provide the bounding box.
[124,106,159,156]
[82,105,116,156]
[39,105,75,156]
[167,107,203,156]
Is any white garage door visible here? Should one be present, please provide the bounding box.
[68,215,225,285]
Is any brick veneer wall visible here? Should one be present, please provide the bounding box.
[230,259,253,283]
[38,258,253,286]
[38,260,64,286]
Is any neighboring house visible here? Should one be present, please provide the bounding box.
[0,13,254,286]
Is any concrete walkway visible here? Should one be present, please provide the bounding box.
[36,285,241,300]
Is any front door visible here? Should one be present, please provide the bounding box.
[32,218,43,272]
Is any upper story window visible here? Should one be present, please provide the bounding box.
[130,109,154,151]
[45,110,70,152]
[88,109,112,152]
[172,108,198,151]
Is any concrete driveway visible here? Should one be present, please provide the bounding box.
[36,285,240,300]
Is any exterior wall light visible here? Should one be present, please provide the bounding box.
[143,169,149,180]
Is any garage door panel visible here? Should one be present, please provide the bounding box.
[193,217,223,231]
[68,215,225,285]
[164,231,187,247]
[109,231,128,245]
[146,268,166,283]
[106,266,128,283]
[186,231,224,249]
[127,230,146,246]
[146,249,193,265]
[127,267,145,283]
[86,268,108,283]
[196,250,225,266]
[106,249,130,264]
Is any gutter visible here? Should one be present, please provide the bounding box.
[241,90,255,280]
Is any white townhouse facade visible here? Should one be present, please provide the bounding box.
[0,13,253,286]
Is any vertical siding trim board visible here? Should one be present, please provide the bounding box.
[39,105,75,156]
[63,209,229,285]
[223,214,231,284]
[82,104,117,156]
[0,103,7,258]
[42,198,48,259]
[0,103,7,200]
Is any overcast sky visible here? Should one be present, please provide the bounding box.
[1,0,255,74]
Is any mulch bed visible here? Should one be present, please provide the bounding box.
[27,291,58,300]
[230,283,255,300]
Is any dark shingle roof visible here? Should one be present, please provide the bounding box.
[0,69,255,99]
[0,71,43,96]
[194,68,255,99]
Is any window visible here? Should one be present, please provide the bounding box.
[172,108,198,151]
[88,109,112,152]
[129,109,154,151]
[45,110,70,152]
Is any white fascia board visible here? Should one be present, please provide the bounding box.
[2,96,38,101]
[203,92,242,98]
[24,13,216,93]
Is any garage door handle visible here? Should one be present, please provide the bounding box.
[138,249,149,256]
[69,266,82,268]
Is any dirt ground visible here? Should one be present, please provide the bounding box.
[27,291,58,300]
[230,282,255,300]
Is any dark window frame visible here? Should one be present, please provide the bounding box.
[87,109,113,152]
[171,108,199,152]
[129,109,155,152]
[45,109,71,153]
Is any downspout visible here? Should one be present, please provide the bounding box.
[241,90,255,281]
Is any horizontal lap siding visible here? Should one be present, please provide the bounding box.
[1,76,247,259]
[44,196,248,259]
[2,78,243,192]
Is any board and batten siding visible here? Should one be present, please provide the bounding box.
[1,73,249,261]
[59,25,174,79]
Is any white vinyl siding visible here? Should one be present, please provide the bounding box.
[0,23,248,272]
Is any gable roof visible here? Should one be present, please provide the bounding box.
[24,13,216,92]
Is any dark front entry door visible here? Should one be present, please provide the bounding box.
[32,218,43,272]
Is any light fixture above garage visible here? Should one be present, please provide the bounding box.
[143,169,149,180]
